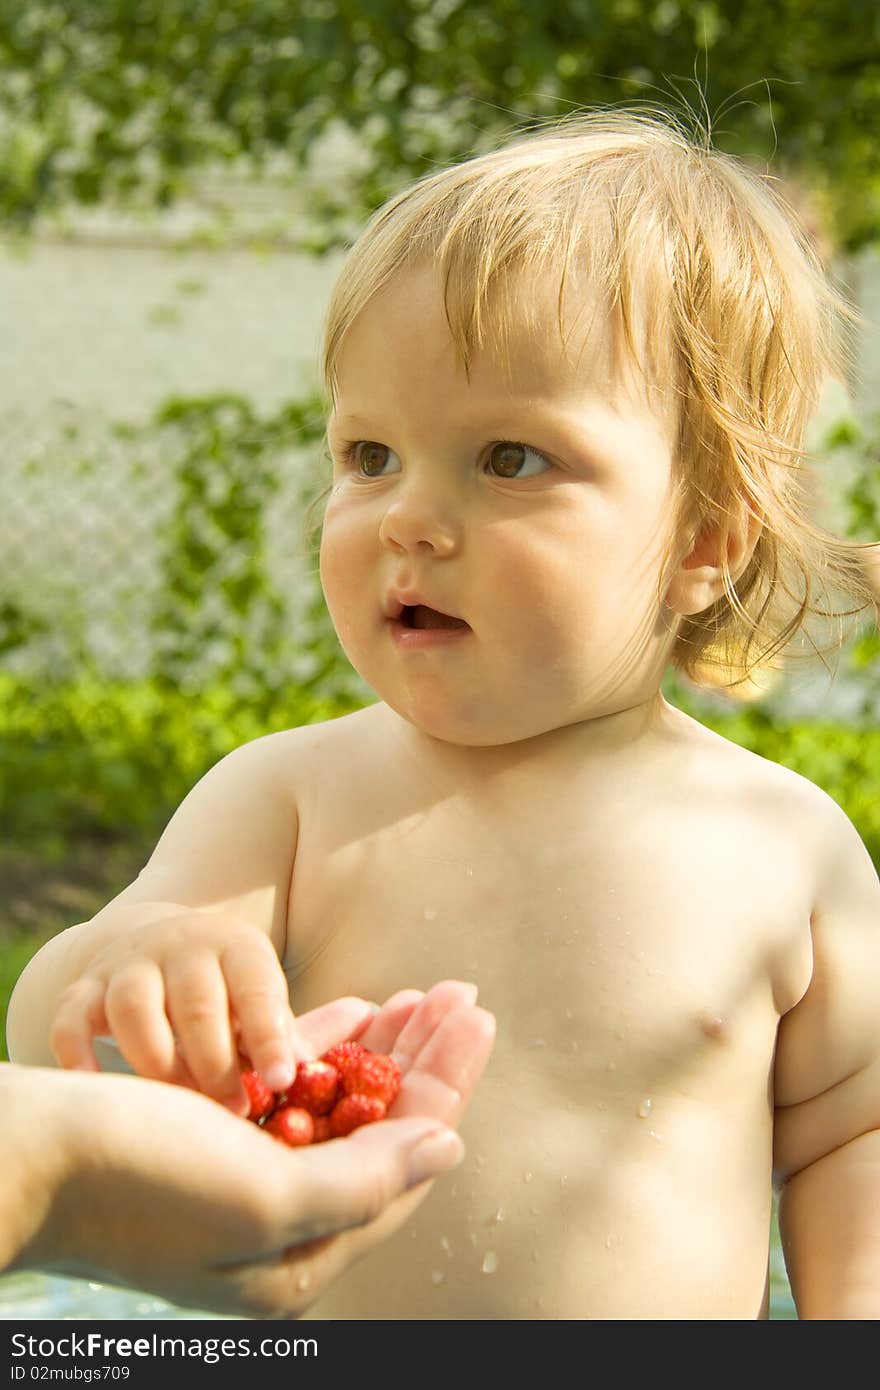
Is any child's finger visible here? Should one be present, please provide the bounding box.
[49,977,110,1071]
[164,950,246,1108]
[104,960,185,1084]
[221,936,304,1093]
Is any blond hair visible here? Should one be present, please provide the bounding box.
[321,108,874,687]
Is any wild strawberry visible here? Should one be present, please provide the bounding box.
[340,1052,402,1107]
[240,1069,276,1122]
[282,1059,339,1116]
[329,1094,386,1138]
[321,1040,368,1082]
[311,1115,333,1144]
[265,1106,315,1147]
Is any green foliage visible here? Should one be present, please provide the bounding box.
[0,599,47,657]
[0,670,364,851]
[820,410,880,716]
[151,393,313,703]
[830,411,880,540]
[146,391,363,709]
[699,709,880,869]
[0,1,879,248]
[2,670,877,871]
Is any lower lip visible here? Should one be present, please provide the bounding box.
[389,620,472,649]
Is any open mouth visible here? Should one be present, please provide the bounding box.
[401,604,470,631]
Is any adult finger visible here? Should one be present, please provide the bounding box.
[355,989,426,1055]
[392,1004,496,1126]
[267,1115,466,1249]
[373,980,479,1068]
[293,997,379,1057]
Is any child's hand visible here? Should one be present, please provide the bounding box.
[49,912,300,1112]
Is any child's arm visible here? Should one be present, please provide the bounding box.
[6,731,303,1108]
[773,791,880,1319]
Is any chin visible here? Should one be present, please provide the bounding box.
[384,690,556,749]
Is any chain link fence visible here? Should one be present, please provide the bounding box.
[0,393,361,699]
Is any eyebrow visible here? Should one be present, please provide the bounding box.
[328,412,376,430]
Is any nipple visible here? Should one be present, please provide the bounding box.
[700,1012,727,1042]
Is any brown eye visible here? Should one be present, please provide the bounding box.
[487,441,551,479]
[351,442,400,477]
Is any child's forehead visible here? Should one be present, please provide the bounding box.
[335,262,672,428]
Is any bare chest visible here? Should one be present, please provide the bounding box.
[286,789,805,1098]
[284,762,811,1317]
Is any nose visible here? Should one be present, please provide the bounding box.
[378,481,462,557]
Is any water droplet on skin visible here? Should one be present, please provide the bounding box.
[649,1130,662,1141]
[570,1040,579,1052]
[296,1272,311,1293]
[440,1236,453,1256]
[605,1237,613,1249]
[466,867,474,877]
[530,1038,547,1049]
[523,1171,533,1183]
[481,1251,499,1274]
[489,1207,505,1224]
[423,908,437,921]
[431,1270,445,1285]
[637,1098,653,1118]
[607,1060,616,1071]
[560,1175,568,1188]
[564,1009,573,1020]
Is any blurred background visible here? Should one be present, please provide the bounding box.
[1,0,878,1319]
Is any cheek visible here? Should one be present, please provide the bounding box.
[318,506,366,628]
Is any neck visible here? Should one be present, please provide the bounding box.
[386,690,672,787]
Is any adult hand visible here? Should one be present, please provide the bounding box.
[4,982,494,1318]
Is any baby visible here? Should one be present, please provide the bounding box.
[8,110,880,1319]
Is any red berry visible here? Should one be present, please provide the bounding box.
[340,1052,402,1108]
[240,1069,276,1122]
[282,1060,339,1117]
[265,1106,315,1147]
[329,1094,386,1137]
[321,1040,369,1080]
[311,1115,333,1143]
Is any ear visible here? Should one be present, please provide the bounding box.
[664,505,763,617]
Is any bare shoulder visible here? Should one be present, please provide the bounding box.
[660,701,858,877]
[96,706,387,947]
[258,701,391,787]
